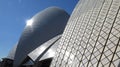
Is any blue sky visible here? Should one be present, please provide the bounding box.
[0,0,79,59]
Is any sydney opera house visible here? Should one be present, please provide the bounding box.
[0,7,69,67]
[1,0,120,67]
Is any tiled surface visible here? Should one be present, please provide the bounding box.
[51,0,120,67]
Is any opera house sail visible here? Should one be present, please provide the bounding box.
[1,0,120,67]
[0,7,69,67]
[50,0,120,67]
[13,7,69,67]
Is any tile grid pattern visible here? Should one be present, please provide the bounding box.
[50,0,120,67]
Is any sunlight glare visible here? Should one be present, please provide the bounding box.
[26,19,33,26]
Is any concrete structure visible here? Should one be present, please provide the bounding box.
[28,35,61,62]
[21,35,61,67]
[0,7,69,67]
[1,7,69,67]
[51,0,120,67]
[2,0,120,67]
[13,7,69,67]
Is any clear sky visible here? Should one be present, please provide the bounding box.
[0,0,79,59]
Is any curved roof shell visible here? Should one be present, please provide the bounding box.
[28,35,61,62]
[39,37,60,61]
[13,7,69,67]
[7,44,18,60]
